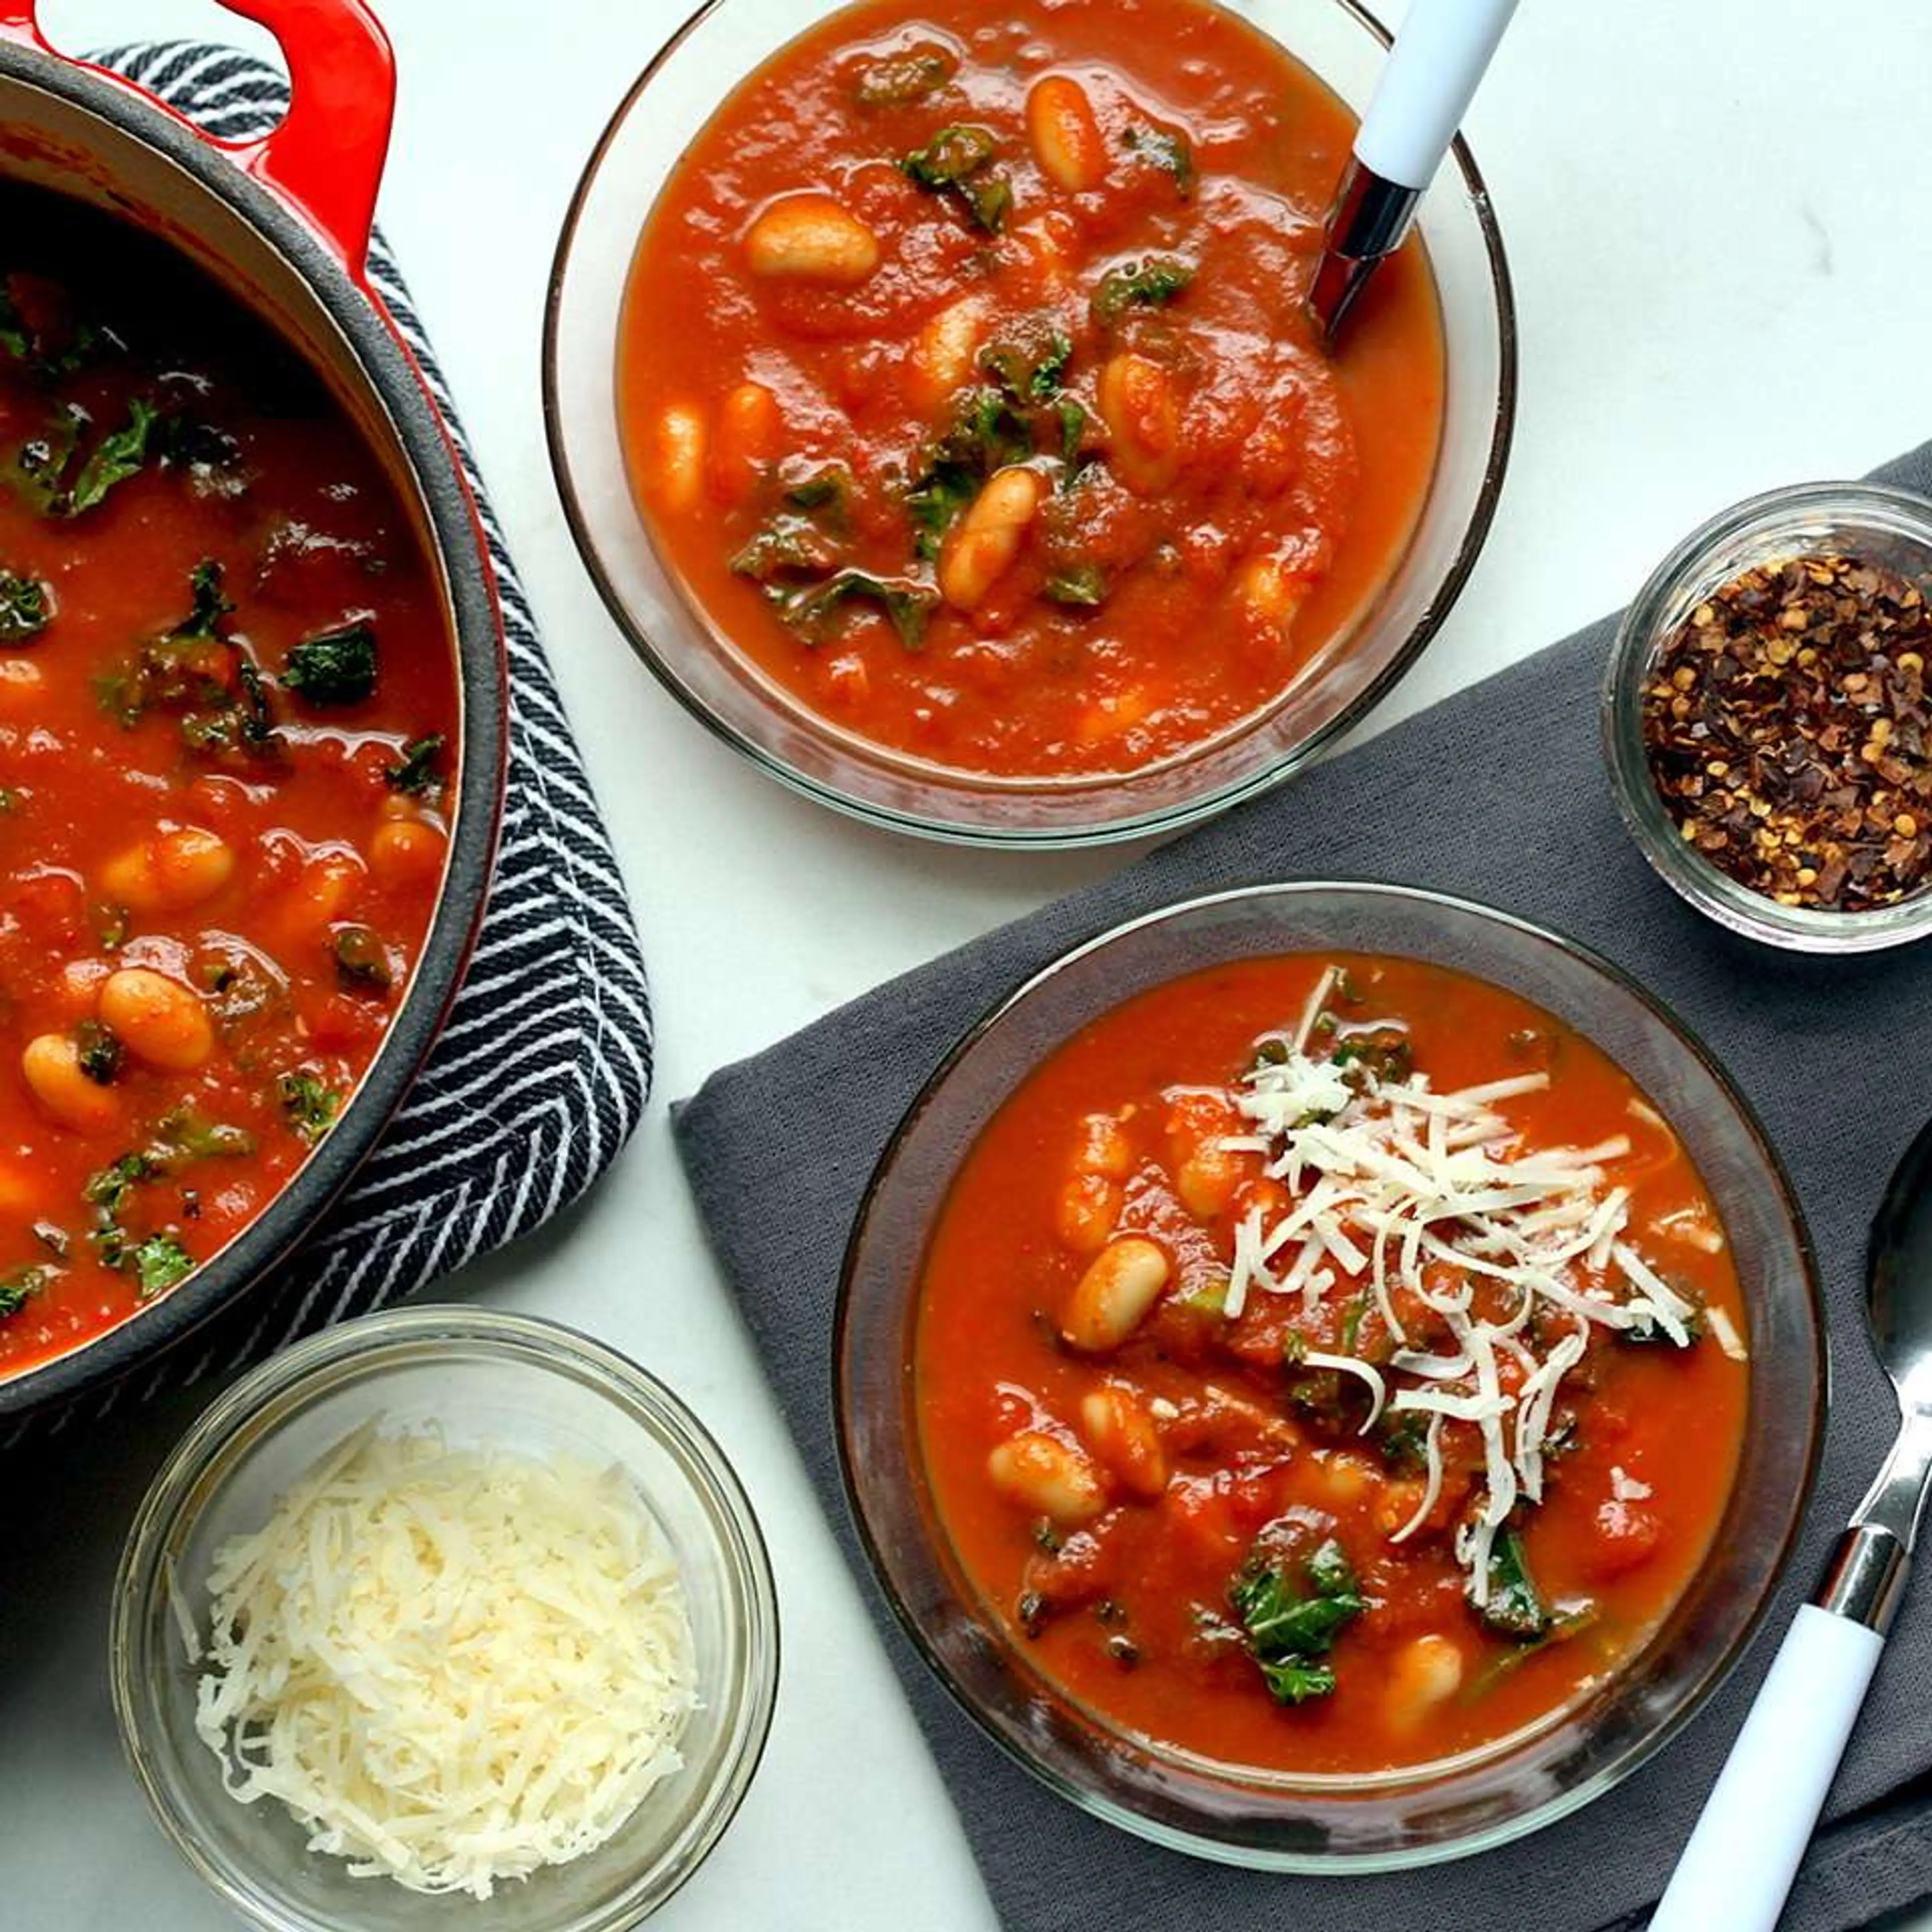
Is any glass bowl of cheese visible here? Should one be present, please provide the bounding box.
[110,1305,779,1932]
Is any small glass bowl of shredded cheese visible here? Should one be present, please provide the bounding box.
[111,1306,778,1931]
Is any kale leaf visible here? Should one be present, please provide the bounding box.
[1043,564,1107,608]
[981,323,1097,487]
[1123,123,1196,197]
[730,514,845,585]
[1465,1599,1600,1699]
[905,464,979,562]
[1375,1408,1431,1473]
[783,462,856,519]
[282,622,378,705]
[855,47,958,108]
[731,461,862,600]
[0,572,50,642]
[177,559,234,639]
[772,568,936,651]
[1090,255,1196,328]
[74,1021,122,1087]
[904,385,1031,560]
[86,1151,155,1219]
[1229,1536,1365,1705]
[83,1119,237,1293]
[84,1150,158,1273]
[150,1105,256,1164]
[131,1233,195,1299]
[1481,1531,1551,1642]
[1056,396,1092,475]
[980,325,1073,405]
[383,734,445,799]
[64,395,159,517]
[1331,1027,1414,1088]
[278,1070,342,1144]
[0,1262,53,1320]
[97,560,275,752]
[900,124,1012,233]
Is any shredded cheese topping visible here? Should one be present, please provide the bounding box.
[1225,1017,1720,1607]
[191,1423,697,1899]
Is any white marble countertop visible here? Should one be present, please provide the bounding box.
[6,0,1932,1926]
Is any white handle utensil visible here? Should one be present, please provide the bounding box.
[1648,1603,1883,1931]
[1309,0,1519,339]
[1654,1113,1932,1931]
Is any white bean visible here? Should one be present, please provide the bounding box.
[1026,75,1106,192]
[987,1431,1104,1525]
[1098,350,1179,494]
[1062,1234,1170,1352]
[745,193,880,285]
[21,1033,121,1136]
[1055,1172,1121,1254]
[653,404,706,513]
[1175,1144,1241,1219]
[99,967,214,1072]
[911,297,984,407]
[1385,1633,1465,1731]
[939,464,1043,611]
[1234,556,1309,636]
[1079,1386,1168,1499]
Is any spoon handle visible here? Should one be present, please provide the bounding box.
[1650,1601,1884,1932]
[1354,0,1519,193]
[1308,0,1517,338]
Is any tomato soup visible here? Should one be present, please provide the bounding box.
[618,0,1443,778]
[0,187,458,1379]
[916,956,1749,1774]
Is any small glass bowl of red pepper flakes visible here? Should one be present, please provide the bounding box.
[1602,481,1932,952]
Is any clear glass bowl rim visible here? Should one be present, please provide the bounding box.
[833,878,1825,1871]
[540,0,1518,850]
[1601,478,1932,953]
[109,1304,781,1932]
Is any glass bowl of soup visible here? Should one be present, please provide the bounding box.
[836,882,1822,1865]
[546,0,1514,846]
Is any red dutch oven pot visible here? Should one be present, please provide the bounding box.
[0,0,508,1417]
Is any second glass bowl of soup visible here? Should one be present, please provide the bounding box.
[837,882,1821,1865]
[546,0,1514,846]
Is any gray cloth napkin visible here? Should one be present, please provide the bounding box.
[676,442,1932,1931]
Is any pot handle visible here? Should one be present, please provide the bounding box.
[0,0,395,277]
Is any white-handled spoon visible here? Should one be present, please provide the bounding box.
[1309,0,1519,341]
[1651,1117,1932,1930]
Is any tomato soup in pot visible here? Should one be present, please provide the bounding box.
[0,186,459,1378]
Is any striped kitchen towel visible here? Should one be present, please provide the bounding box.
[50,42,654,1413]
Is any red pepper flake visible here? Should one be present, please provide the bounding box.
[1640,551,1932,911]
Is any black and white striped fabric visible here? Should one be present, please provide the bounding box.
[81,42,653,1404]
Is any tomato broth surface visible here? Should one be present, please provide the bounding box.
[916,955,1749,1775]
[618,0,1444,778]
[0,187,459,1379]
